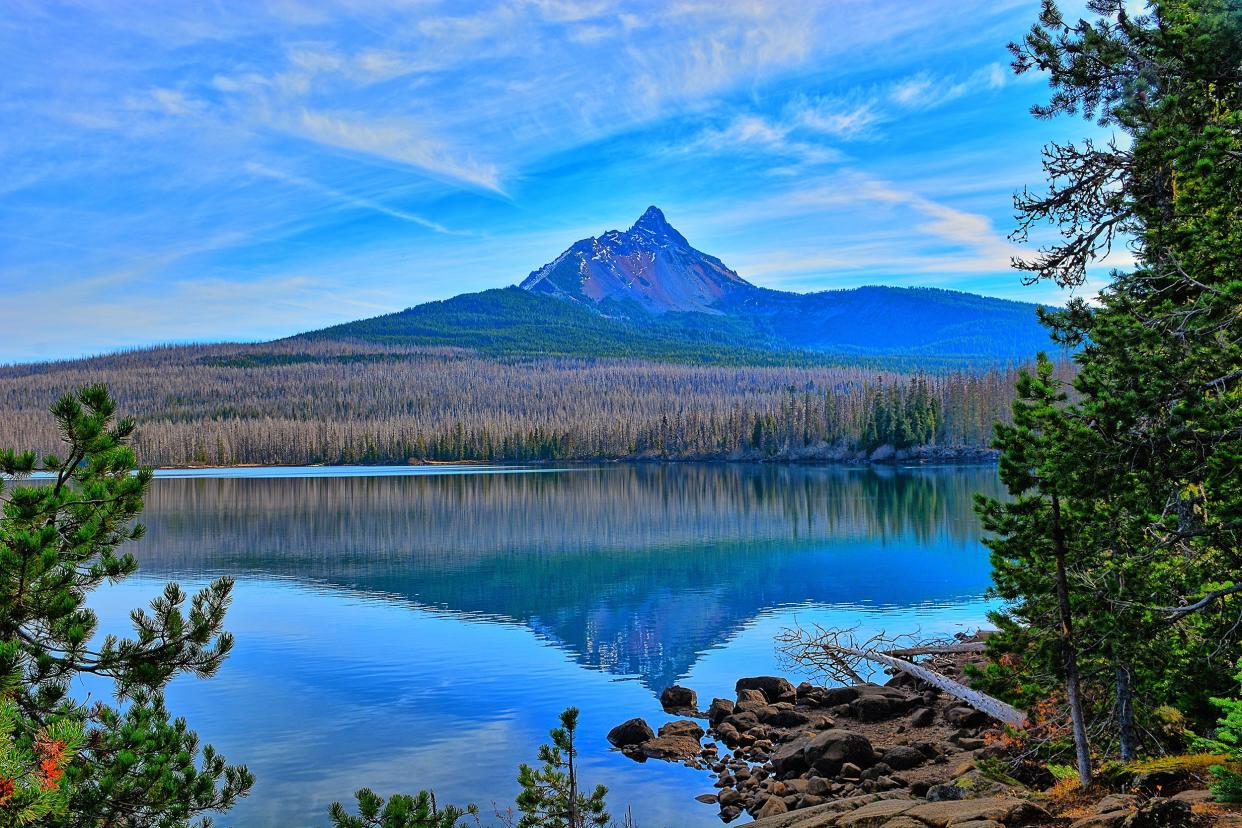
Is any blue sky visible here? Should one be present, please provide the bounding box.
[0,0,1128,363]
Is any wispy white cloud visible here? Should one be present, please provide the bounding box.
[679,114,844,167]
[889,62,1010,110]
[290,110,506,193]
[243,162,467,234]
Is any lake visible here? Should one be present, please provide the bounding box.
[83,463,1003,828]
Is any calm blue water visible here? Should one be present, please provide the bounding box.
[82,463,1002,828]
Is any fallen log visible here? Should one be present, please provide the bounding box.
[833,646,1027,727]
[883,642,987,657]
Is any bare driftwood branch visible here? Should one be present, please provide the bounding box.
[776,623,1027,728]
[836,646,1027,727]
[883,642,987,657]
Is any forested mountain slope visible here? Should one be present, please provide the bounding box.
[305,207,1053,364]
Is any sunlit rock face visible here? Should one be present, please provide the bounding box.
[520,206,752,315]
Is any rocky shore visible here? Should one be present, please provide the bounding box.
[607,650,1240,827]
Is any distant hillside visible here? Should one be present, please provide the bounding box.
[308,206,1053,365]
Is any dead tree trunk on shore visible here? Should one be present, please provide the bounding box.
[776,624,1028,727]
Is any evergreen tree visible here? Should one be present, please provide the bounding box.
[0,385,252,826]
[514,708,608,828]
[327,788,478,828]
[976,354,1095,786]
[980,0,1241,767]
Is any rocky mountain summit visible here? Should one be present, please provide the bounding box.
[520,206,751,315]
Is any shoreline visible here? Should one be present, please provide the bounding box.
[142,447,1000,473]
[607,644,1235,827]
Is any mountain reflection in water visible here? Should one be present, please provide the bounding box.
[130,463,1001,693]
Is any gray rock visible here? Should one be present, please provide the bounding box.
[882,745,927,770]
[925,783,966,802]
[945,705,991,728]
[849,685,918,722]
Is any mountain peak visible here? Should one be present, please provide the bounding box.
[630,205,688,246]
[519,206,750,314]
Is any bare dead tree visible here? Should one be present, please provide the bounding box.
[776,623,1027,728]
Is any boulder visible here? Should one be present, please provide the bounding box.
[771,728,875,778]
[737,676,797,703]
[659,685,698,711]
[658,719,704,740]
[607,717,654,748]
[753,795,789,819]
[725,710,761,733]
[708,697,735,726]
[925,784,966,802]
[945,706,992,728]
[759,706,816,729]
[738,688,768,705]
[1131,769,1189,795]
[694,793,718,804]
[716,722,741,747]
[1121,798,1192,828]
[820,686,862,706]
[639,734,702,761]
[882,745,928,770]
[850,685,918,722]
[910,707,937,728]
